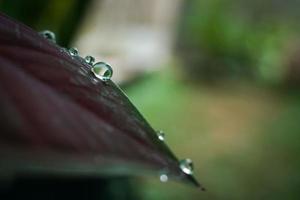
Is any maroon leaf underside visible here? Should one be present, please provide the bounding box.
[0,13,201,188]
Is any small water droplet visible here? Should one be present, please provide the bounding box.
[68,47,78,56]
[91,62,113,82]
[157,130,165,141]
[39,30,56,43]
[179,158,194,175]
[160,174,168,182]
[84,55,95,65]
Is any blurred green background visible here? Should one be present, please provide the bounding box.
[1,0,300,199]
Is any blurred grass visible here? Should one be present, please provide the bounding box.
[125,67,300,200]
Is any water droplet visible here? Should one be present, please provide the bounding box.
[179,158,194,175]
[160,174,168,182]
[39,30,56,43]
[157,130,165,141]
[68,47,78,56]
[91,62,113,82]
[84,55,95,65]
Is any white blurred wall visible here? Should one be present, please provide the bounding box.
[72,0,182,83]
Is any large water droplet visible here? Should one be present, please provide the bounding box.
[39,30,56,43]
[159,174,168,182]
[179,158,194,175]
[157,130,165,141]
[84,55,95,65]
[68,47,78,56]
[91,62,113,82]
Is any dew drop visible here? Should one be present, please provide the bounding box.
[179,158,194,175]
[84,55,95,65]
[159,174,168,182]
[39,30,56,43]
[68,47,78,56]
[157,130,165,141]
[91,62,113,82]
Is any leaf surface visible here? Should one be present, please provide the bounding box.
[0,13,202,188]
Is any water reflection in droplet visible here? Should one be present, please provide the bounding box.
[84,55,95,65]
[157,130,165,141]
[179,158,194,175]
[39,30,56,43]
[91,62,113,82]
[68,47,78,56]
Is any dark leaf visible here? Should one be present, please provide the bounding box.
[0,12,202,189]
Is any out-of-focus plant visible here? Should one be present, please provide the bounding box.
[176,0,299,85]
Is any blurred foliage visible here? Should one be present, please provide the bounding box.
[0,0,91,47]
[176,0,300,85]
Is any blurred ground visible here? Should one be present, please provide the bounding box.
[125,67,300,199]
